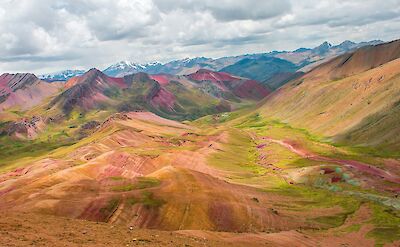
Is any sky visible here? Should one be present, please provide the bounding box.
[0,0,399,74]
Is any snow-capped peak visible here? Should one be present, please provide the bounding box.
[39,69,85,81]
[108,61,141,70]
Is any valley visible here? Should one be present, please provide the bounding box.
[0,40,399,246]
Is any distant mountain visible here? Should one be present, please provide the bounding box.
[102,58,229,77]
[185,69,271,100]
[49,68,269,120]
[152,57,216,75]
[220,56,298,84]
[39,70,85,81]
[219,40,384,88]
[276,40,384,66]
[262,71,304,90]
[39,39,385,89]
[50,68,128,113]
[103,61,163,77]
[0,73,62,111]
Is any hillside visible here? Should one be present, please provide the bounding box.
[0,40,399,247]
[0,73,62,111]
[1,108,399,246]
[258,39,400,154]
[48,68,268,120]
[220,56,298,83]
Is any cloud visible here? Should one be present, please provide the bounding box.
[153,0,291,21]
[0,0,399,74]
[58,0,161,41]
[276,0,400,28]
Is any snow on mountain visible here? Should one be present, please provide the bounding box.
[39,70,85,81]
[38,39,386,80]
[103,61,163,77]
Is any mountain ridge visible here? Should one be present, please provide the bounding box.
[38,39,384,81]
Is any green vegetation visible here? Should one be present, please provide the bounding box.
[111,177,161,192]
[340,223,361,233]
[367,203,400,246]
[103,87,121,99]
[127,197,139,206]
[267,184,361,229]
[0,136,75,172]
[269,184,361,211]
[208,128,267,177]
[126,192,165,209]
[141,191,165,209]
[234,112,393,169]
[314,215,348,228]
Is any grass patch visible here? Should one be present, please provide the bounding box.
[208,128,266,176]
[112,184,135,192]
[126,192,165,209]
[127,197,139,205]
[111,177,161,192]
[367,204,400,246]
[141,191,165,209]
[314,215,348,228]
[270,184,360,211]
[266,184,361,229]
[0,137,76,172]
[234,113,392,168]
[340,224,361,233]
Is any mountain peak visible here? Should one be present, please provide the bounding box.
[86,68,104,76]
[196,68,213,73]
[340,40,356,46]
[335,40,357,50]
[107,61,140,70]
[312,41,333,54]
[318,41,333,48]
[39,70,85,81]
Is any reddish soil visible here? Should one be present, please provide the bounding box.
[65,68,128,90]
[150,87,176,111]
[187,69,240,90]
[0,212,230,247]
[188,69,239,83]
[232,79,271,100]
[0,73,62,111]
[150,74,171,85]
[0,73,14,91]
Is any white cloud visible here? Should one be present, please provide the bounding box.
[0,0,399,73]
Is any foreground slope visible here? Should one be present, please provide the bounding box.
[0,107,400,246]
[0,109,399,246]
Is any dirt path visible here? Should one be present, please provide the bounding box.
[261,137,400,185]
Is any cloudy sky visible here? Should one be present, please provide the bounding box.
[0,0,399,74]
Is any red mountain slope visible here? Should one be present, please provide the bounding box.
[0,73,62,111]
[187,69,271,100]
[51,68,128,113]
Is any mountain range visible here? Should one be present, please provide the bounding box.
[39,40,383,86]
[1,38,399,246]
